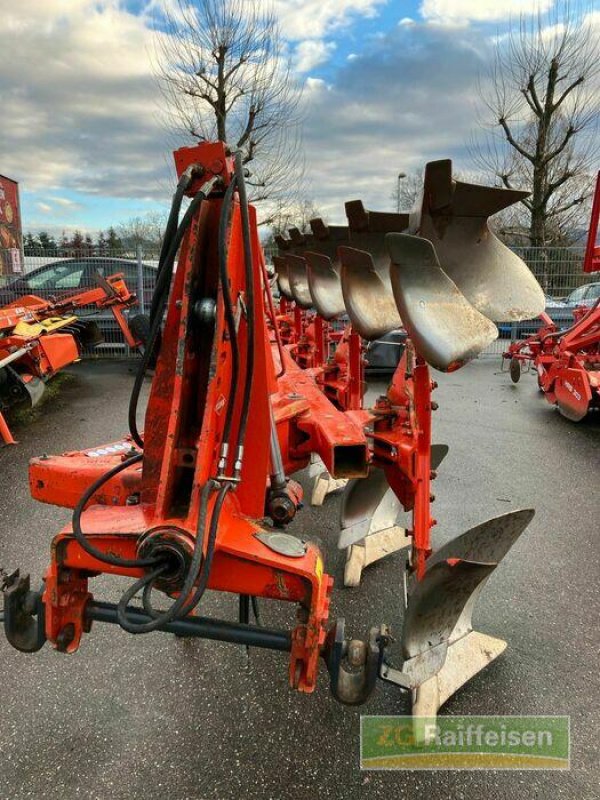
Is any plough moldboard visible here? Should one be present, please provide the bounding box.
[2,142,545,734]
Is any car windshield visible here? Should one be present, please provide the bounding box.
[27,263,85,290]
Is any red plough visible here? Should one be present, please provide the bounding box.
[2,144,544,736]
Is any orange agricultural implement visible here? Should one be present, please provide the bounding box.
[3,143,543,734]
[504,171,600,420]
[504,300,600,420]
[0,273,142,445]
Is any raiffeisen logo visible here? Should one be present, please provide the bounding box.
[361,716,570,770]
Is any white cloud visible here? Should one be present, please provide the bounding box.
[274,0,387,40]
[5,0,561,236]
[294,40,337,72]
[49,197,84,210]
[0,1,169,199]
[306,77,328,90]
[299,22,491,220]
[278,0,386,81]
[421,0,555,26]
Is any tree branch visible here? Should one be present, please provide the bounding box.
[546,196,586,217]
[552,75,584,112]
[525,74,544,117]
[499,117,535,163]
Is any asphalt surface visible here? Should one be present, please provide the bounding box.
[0,359,598,800]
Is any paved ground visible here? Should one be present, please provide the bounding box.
[0,359,598,800]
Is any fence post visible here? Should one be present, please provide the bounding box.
[136,243,145,314]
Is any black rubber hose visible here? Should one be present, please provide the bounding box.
[128,186,212,448]
[148,172,191,317]
[72,169,247,632]
[116,480,216,633]
[232,153,255,462]
[70,453,162,569]
[218,175,240,450]
[73,177,206,572]
[177,483,231,617]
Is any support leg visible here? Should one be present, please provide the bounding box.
[0,411,16,446]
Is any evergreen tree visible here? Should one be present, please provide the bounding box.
[37,231,56,254]
[70,231,84,254]
[23,232,37,253]
[59,231,70,256]
[105,227,123,254]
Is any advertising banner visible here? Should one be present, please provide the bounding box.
[0,174,23,278]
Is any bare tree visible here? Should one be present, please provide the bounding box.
[262,198,323,253]
[117,212,167,251]
[268,199,323,237]
[473,3,600,247]
[390,171,423,213]
[155,0,304,212]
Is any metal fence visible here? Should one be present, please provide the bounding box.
[0,244,593,360]
[484,245,588,356]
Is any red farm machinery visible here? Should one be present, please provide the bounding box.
[504,171,600,421]
[0,273,144,445]
[1,143,545,737]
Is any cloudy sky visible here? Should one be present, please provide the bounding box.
[0,0,592,235]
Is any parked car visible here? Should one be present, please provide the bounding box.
[564,281,600,307]
[0,257,157,348]
[497,284,600,338]
[364,329,406,374]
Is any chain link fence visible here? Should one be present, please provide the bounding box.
[0,244,594,360]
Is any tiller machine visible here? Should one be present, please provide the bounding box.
[0,273,143,445]
[3,144,544,730]
[504,171,600,421]
[504,302,600,420]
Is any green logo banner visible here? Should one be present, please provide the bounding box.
[360,716,570,770]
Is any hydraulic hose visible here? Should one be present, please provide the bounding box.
[128,176,219,447]
[71,452,161,569]
[73,172,219,577]
[232,152,255,475]
[217,175,240,458]
[116,170,238,630]
[116,480,217,633]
